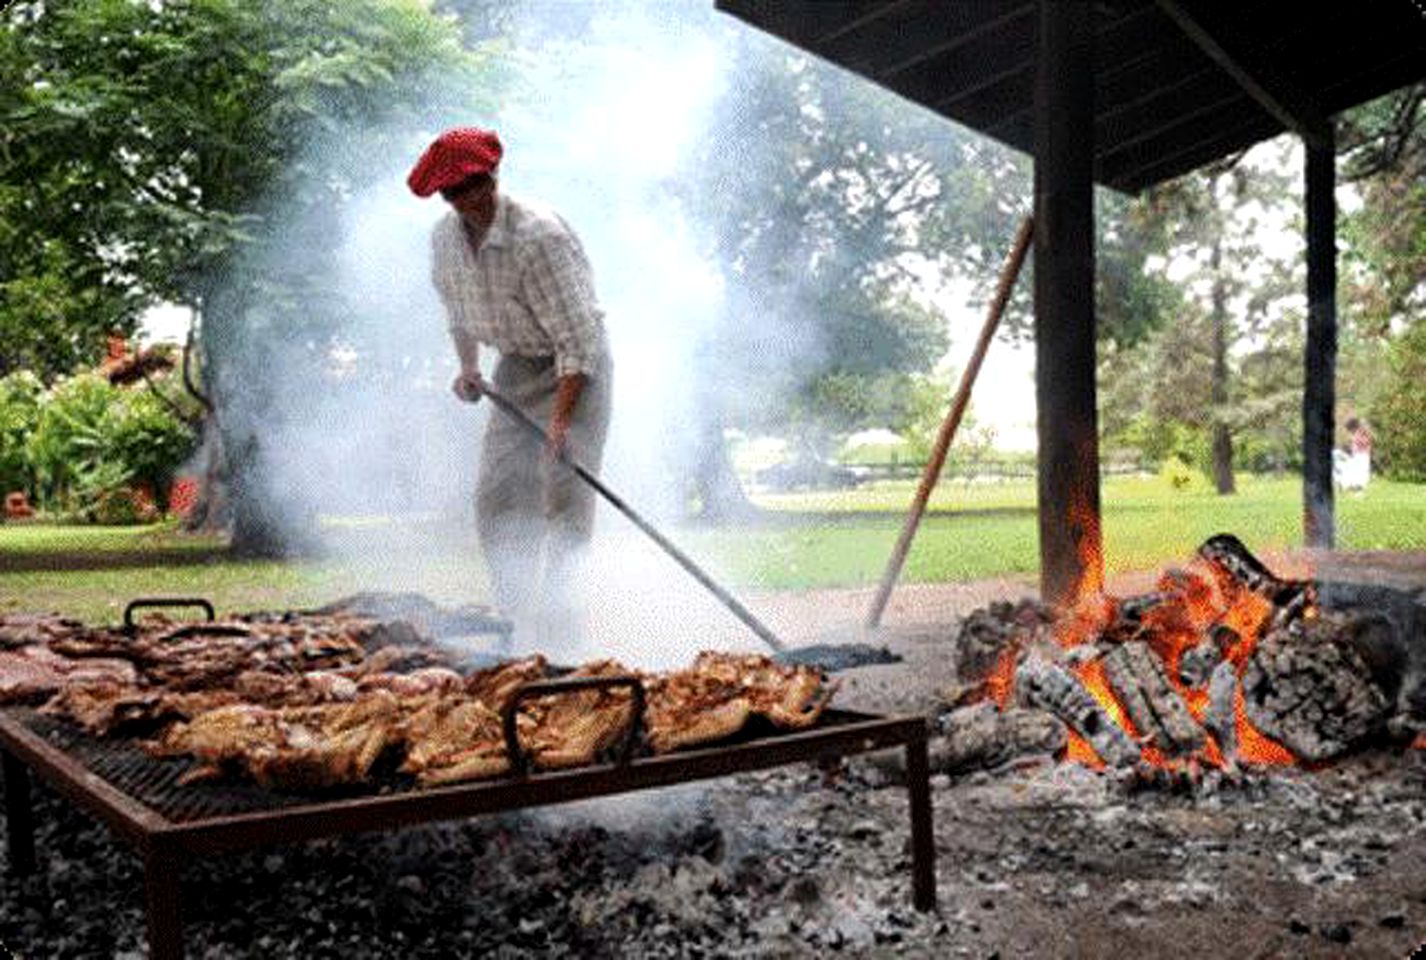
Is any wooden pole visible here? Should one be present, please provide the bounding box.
[1303,130,1337,548]
[865,216,1034,628]
[1034,0,1101,608]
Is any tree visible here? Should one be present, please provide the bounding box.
[677,37,1026,517]
[1339,84,1426,478]
[1100,144,1302,492]
[3,0,496,553]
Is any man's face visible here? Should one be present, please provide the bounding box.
[442,173,498,226]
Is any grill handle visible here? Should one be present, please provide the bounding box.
[502,675,647,776]
[123,598,216,633]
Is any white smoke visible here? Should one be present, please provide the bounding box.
[242,2,784,667]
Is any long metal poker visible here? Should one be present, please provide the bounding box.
[481,386,788,654]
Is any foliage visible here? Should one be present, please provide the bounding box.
[1372,320,1426,481]
[1098,142,1304,490]
[2,0,495,549]
[1158,455,1204,492]
[102,384,201,509]
[680,41,1013,446]
[26,373,114,509]
[20,373,197,519]
[0,371,44,495]
[1339,84,1425,336]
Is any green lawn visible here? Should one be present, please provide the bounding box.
[3,475,1424,622]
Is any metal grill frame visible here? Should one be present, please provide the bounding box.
[0,705,934,960]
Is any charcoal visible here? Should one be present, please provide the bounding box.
[1013,654,1140,767]
[1242,616,1393,762]
[1102,642,1205,756]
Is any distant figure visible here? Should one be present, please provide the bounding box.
[1335,416,1373,491]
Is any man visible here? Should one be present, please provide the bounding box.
[408,127,612,642]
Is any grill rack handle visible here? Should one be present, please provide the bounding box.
[502,675,647,776]
[123,598,216,633]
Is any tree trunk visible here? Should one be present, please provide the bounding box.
[688,415,756,522]
[187,280,317,557]
[1209,240,1235,495]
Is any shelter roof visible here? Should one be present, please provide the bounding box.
[715,0,1426,192]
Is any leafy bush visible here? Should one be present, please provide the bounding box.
[0,371,43,497]
[26,373,114,509]
[22,372,197,519]
[102,386,198,510]
[1374,322,1426,482]
[1159,454,1204,492]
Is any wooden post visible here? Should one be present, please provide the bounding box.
[865,216,1033,628]
[1303,131,1336,548]
[905,732,936,911]
[1034,0,1102,606]
[2,750,35,876]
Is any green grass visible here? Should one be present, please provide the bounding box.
[4,476,1425,621]
[686,474,1426,589]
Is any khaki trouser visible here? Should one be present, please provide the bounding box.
[476,352,611,642]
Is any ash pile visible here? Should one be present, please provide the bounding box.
[918,534,1426,788]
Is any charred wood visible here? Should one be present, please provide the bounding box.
[1242,615,1392,762]
[952,600,1051,683]
[1197,533,1315,620]
[1102,642,1206,756]
[1179,640,1223,689]
[1205,660,1239,765]
[932,702,1067,773]
[1014,654,1140,767]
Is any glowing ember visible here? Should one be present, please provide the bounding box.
[1062,731,1104,769]
[1413,733,1426,751]
[985,647,1018,710]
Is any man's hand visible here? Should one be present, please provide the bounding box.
[544,415,571,463]
[544,373,586,463]
[452,369,485,404]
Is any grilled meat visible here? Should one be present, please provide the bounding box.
[643,653,838,754]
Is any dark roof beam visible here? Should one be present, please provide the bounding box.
[881,22,1038,116]
[1108,113,1280,192]
[878,4,1036,80]
[931,61,1032,115]
[813,0,917,46]
[815,2,1025,79]
[1155,0,1332,148]
[1097,82,1249,158]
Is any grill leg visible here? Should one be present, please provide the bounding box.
[2,750,35,876]
[905,735,936,911]
[144,847,184,960]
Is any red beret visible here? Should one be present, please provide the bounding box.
[407,127,503,198]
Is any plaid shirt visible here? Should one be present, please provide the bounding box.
[431,195,606,378]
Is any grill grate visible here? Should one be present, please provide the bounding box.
[16,708,883,822]
[22,711,420,821]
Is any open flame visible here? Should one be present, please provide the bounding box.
[1035,537,1301,772]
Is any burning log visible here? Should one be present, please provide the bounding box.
[1101,642,1205,756]
[932,702,1067,774]
[1241,615,1392,762]
[1014,654,1140,767]
[952,600,1051,682]
[1204,660,1239,764]
[1178,638,1223,688]
[1197,533,1314,629]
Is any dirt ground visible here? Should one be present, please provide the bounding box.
[2,550,1424,958]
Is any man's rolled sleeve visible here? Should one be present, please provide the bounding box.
[521,230,604,378]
